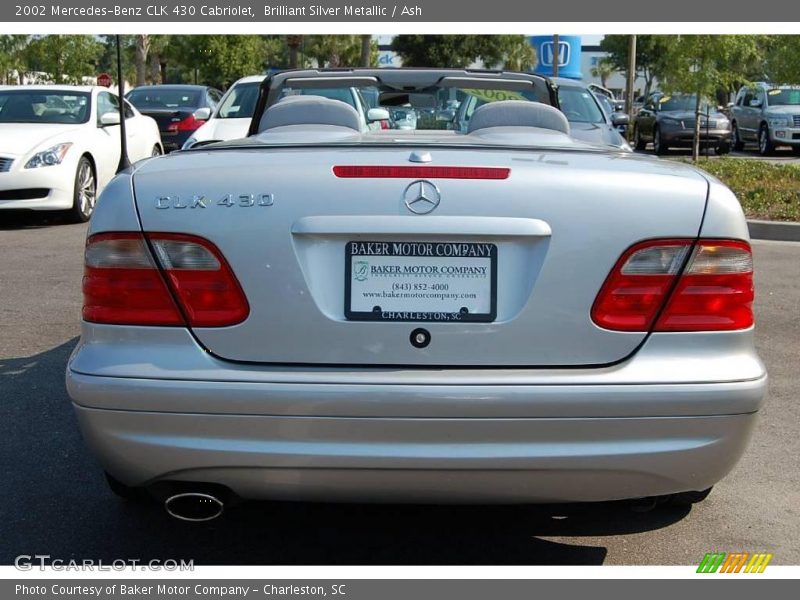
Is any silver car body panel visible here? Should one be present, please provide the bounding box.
[69,106,765,503]
[72,405,757,503]
[129,144,708,367]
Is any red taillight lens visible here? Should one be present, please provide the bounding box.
[167,115,205,133]
[592,239,754,332]
[147,233,249,327]
[83,233,249,327]
[83,233,185,326]
[591,240,691,332]
[655,240,753,331]
[332,166,511,179]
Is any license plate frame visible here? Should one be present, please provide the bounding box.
[344,240,497,323]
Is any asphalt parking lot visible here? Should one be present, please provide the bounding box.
[1,213,798,566]
[634,145,800,164]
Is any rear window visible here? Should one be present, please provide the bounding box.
[278,87,358,110]
[127,88,201,109]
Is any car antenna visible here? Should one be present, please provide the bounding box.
[115,34,131,173]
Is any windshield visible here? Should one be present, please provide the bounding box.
[595,94,614,117]
[271,80,552,131]
[658,95,713,112]
[217,82,261,119]
[766,88,800,106]
[127,88,201,109]
[278,86,360,109]
[0,90,90,124]
[558,87,605,124]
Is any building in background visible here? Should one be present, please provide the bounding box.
[581,43,652,100]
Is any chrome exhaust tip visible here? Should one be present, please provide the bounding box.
[164,492,224,522]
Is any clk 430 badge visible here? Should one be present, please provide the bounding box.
[155,194,275,209]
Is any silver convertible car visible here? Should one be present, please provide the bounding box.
[67,69,766,521]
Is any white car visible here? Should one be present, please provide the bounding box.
[182,75,265,150]
[183,76,390,149]
[0,85,162,221]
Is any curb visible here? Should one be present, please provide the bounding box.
[747,220,800,242]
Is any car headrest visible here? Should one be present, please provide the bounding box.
[258,95,362,132]
[467,101,570,135]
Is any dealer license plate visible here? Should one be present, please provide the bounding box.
[345,241,497,322]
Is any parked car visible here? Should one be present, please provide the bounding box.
[633,92,731,155]
[453,77,631,151]
[0,85,162,221]
[126,84,222,152]
[594,93,628,137]
[182,76,265,149]
[183,79,390,148]
[730,83,800,155]
[587,83,625,112]
[68,69,764,519]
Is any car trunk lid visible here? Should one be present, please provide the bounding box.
[132,147,709,367]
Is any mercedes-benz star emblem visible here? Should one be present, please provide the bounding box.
[403,180,441,215]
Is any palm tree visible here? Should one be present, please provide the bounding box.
[360,35,371,67]
[134,35,150,87]
[286,35,303,69]
[590,57,616,88]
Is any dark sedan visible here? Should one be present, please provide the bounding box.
[126,84,223,152]
[633,93,731,155]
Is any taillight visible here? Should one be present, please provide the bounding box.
[655,240,753,331]
[83,233,184,326]
[83,233,249,327]
[167,115,205,133]
[592,239,753,332]
[147,233,249,327]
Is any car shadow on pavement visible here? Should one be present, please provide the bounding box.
[0,210,71,230]
[1,339,690,566]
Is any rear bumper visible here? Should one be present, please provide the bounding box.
[160,130,194,152]
[72,405,758,503]
[67,325,767,503]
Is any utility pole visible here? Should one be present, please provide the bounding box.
[625,34,637,140]
[552,34,560,78]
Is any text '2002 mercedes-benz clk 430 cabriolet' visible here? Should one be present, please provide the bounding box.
[66,69,766,521]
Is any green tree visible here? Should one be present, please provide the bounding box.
[202,35,271,89]
[303,35,377,68]
[23,35,103,84]
[658,35,764,161]
[600,34,669,98]
[0,35,28,84]
[478,36,536,71]
[393,35,534,70]
[392,35,485,68]
[763,36,800,84]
